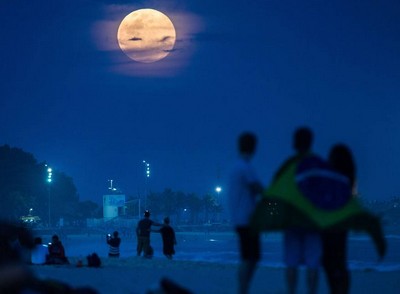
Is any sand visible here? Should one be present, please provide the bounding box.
[31,256,400,294]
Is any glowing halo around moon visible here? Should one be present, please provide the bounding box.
[117,9,176,63]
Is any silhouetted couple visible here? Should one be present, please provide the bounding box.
[136,210,177,259]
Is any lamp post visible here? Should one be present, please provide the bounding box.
[142,160,150,209]
[46,165,52,227]
[215,186,222,203]
[108,179,117,192]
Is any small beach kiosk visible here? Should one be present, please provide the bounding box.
[103,194,126,219]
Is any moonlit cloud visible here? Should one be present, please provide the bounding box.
[92,3,203,77]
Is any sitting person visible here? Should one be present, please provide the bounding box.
[31,237,48,265]
[46,234,69,264]
[106,231,121,258]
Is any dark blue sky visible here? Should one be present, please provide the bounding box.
[1,0,399,204]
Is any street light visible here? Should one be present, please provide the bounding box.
[143,160,150,209]
[46,165,52,227]
[215,186,222,203]
[108,179,117,192]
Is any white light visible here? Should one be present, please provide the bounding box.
[215,186,222,193]
[47,168,52,173]
[47,178,52,183]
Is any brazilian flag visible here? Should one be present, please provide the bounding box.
[250,155,386,258]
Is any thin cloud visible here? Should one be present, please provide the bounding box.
[159,36,173,43]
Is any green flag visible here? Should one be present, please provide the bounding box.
[250,158,386,258]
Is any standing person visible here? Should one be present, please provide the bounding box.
[153,217,177,259]
[322,144,355,294]
[228,132,263,294]
[136,210,161,258]
[279,127,321,294]
[106,231,121,258]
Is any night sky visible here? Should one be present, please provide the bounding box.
[1,0,399,205]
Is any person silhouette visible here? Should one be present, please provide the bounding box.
[31,237,48,265]
[107,231,121,258]
[136,210,161,258]
[153,217,177,259]
[278,127,321,294]
[228,132,264,294]
[321,144,355,294]
[46,234,69,264]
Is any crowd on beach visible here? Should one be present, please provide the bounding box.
[0,209,180,293]
[0,126,387,294]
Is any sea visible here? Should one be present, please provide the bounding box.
[58,230,400,272]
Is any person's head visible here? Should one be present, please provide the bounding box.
[113,231,118,238]
[293,127,313,154]
[34,237,42,245]
[51,234,59,243]
[328,144,356,187]
[238,132,257,156]
[164,217,170,225]
[144,210,150,218]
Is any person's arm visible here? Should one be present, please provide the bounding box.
[151,220,163,226]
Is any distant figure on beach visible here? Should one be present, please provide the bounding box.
[279,127,321,294]
[106,231,121,258]
[46,234,69,264]
[321,144,356,294]
[31,237,48,265]
[153,217,177,259]
[136,210,161,258]
[228,132,264,294]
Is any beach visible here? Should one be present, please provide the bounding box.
[32,257,400,294]
[29,232,400,294]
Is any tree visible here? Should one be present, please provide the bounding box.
[0,145,44,220]
[75,200,101,220]
[202,194,223,223]
[184,193,203,224]
[0,144,80,226]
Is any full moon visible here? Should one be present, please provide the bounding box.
[117,9,176,63]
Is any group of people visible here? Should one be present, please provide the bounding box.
[228,127,385,294]
[0,222,97,293]
[31,234,69,265]
[29,213,175,264]
[136,210,177,260]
